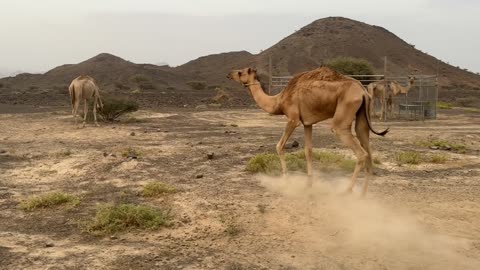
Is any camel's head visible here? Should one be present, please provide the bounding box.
[227,67,258,86]
[408,76,416,85]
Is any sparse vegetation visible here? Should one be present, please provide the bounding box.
[55,149,72,158]
[114,81,130,90]
[395,151,421,165]
[122,147,142,158]
[257,204,267,214]
[98,97,139,122]
[325,57,374,76]
[130,74,150,83]
[86,203,171,234]
[225,222,241,236]
[456,97,479,108]
[212,88,231,103]
[373,156,382,165]
[131,89,142,95]
[246,150,356,175]
[437,101,453,109]
[20,192,79,210]
[38,169,58,177]
[416,139,466,153]
[187,81,207,90]
[463,107,480,113]
[430,153,448,164]
[142,182,176,197]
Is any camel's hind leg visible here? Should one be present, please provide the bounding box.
[276,119,299,176]
[355,107,373,196]
[73,98,80,127]
[93,97,100,127]
[82,99,88,128]
[331,99,368,194]
[304,125,313,186]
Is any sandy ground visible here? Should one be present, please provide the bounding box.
[0,105,479,270]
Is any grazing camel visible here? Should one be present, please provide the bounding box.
[227,67,388,196]
[68,75,104,127]
[367,80,388,120]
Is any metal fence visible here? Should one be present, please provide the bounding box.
[269,74,438,121]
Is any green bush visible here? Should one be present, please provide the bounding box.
[246,150,355,175]
[187,81,207,90]
[20,192,79,210]
[86,203,171,234]
[395,151,421,165]
[437,101,453,109]
[130,74,151,83]
[325,57,374,76]
[142,182,176,197]
[99,97,139,122]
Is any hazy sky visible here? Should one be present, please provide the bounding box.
[0,0,479,74]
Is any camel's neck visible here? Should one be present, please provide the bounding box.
[247,82,282,115]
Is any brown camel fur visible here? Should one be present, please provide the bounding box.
[367,80,388,120]
[68,75,104,127]
[387,77,416,117]
[227,67,389,196]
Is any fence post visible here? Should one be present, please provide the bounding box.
[383,56,388,121]
[268,54,272,95]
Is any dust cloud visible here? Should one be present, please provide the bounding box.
[259,174,480,270]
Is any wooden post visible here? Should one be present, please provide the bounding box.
[383,56,387,121]
[268,54,272,95]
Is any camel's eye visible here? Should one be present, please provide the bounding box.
[238,71,242,76]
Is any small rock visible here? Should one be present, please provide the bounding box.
[207,153,214,160]
[198,141,203,145]
[45,243,54,248]
[196,174,204,179]
[144,130,148,133]
[130,132,136,136]
[291,140,300,148]
[103,152,108,157]
[429,146,439,150]
[0,150,6,154]
[110,235,118,240]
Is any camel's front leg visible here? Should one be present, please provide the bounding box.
[304,125,313,186]
[276,119,298,176]
[82,100,88,128]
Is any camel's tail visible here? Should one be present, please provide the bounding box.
[360,94,389,136]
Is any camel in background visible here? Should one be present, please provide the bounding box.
[227,67,388,196]
[387,77,416,118]
[367,80,387,120]
[68,75,103,127]
[368,76,416,120]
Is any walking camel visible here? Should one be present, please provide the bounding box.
[68,75,104,127]
[227,66,389,196]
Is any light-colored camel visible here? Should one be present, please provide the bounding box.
[227,67,389,196]
[387,77,416,117]
[367,80,388,120]
[68,75,104,127]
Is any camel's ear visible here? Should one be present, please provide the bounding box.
[247,68,252,74]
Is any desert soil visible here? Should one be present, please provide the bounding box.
[0,105,479,270]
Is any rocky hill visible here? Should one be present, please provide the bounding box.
[1,16,479,108]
